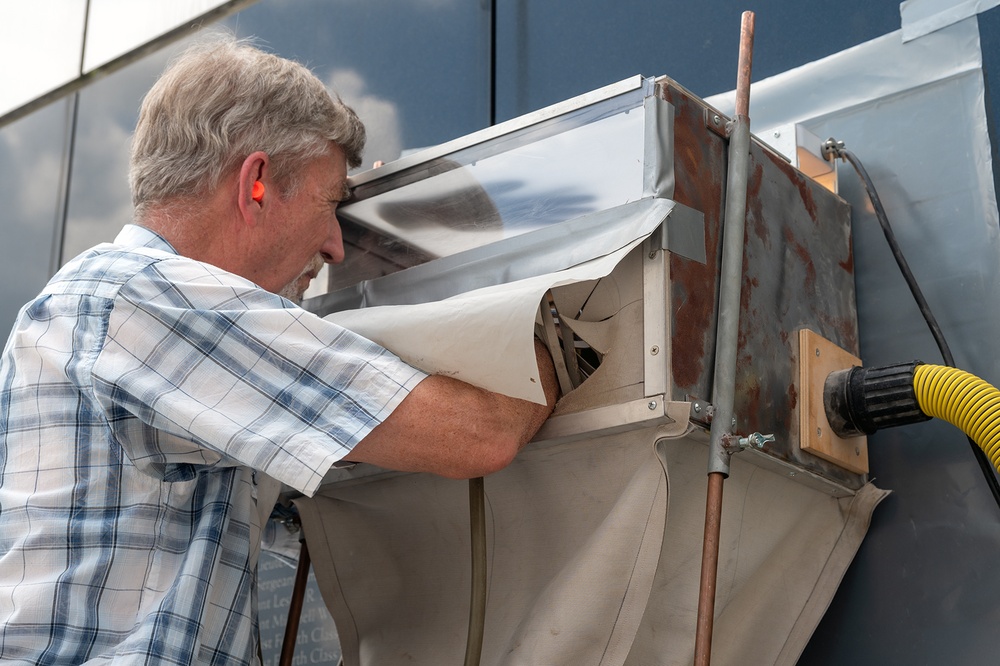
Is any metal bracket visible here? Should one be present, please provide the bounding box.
[705,107,729,137]
[689,399,715,429]
[532,396,691,446]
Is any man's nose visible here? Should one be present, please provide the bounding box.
[321,221,345,264]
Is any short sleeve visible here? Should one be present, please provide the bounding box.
[92,257,427,496]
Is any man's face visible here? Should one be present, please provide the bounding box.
[263,143,350,301]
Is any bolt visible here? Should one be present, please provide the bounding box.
[737,432,776,450]
[650,346,659,356]
[648,401,658,410]
[732,417,737,428]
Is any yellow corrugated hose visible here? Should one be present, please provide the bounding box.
[913,364,1000,473]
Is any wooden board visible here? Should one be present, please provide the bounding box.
[798,328,869,474]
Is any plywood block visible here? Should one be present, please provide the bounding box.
[798,329,869,474]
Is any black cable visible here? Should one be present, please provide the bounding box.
[827,141,1000,510]
[463,476,487,666]
[839,149,954,365]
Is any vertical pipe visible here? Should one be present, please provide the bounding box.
[694,11,755,666]
[464,476,488,666]
[279,539,311,666]
[694,472,726,664]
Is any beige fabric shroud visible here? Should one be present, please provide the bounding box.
[296,431,885,666]
[297,235,886,665]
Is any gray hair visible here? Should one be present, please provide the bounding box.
[129,35,365,218]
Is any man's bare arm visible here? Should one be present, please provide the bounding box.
[346,340,559,478]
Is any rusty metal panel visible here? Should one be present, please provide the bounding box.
[660,78,861,489]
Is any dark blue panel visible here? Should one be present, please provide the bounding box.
[495,0,900,120]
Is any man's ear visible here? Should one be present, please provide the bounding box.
[237,151,270,226]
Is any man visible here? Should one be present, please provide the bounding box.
[0,36,557,664]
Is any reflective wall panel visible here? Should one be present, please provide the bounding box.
[84,0,240,71]
[0,99,72,331]
[0,0,86,116]
[62,45,181,263]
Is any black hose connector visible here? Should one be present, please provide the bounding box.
[824,361,932,438]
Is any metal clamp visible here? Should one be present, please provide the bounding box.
[721,431,776,455]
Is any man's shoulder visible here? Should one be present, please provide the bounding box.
[45,237,293,314]
[44,242,187,301]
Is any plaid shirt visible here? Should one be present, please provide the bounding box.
[0,225,426,665]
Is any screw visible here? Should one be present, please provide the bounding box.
[789,471,798,477]
[713,115,721,125]
[816,427,822,437]
[815,348,821,357]
[855,446,861,456]
[650,346,659,355]
[648,401,658,410]
[649,250,657,259]
[773,130,781,138]
[693,403,702,413]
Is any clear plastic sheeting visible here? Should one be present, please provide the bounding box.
[311,198,677,314]
[339,108,646,259]
[310,78,673,311]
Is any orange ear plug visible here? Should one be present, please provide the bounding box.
[251,181,265,202]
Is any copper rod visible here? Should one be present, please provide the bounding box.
[279,539,312,666]
[735,11,756,118]
[694,472,726,666]
[694,11,755,666]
